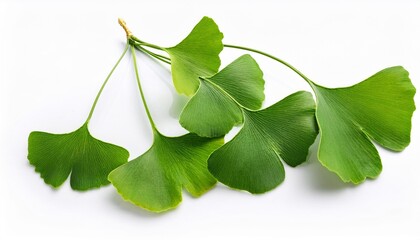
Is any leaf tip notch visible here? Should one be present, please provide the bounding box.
[108,133,222,213]
[312,66,415,183]
[316,147,383,185]
[208,91,318,194]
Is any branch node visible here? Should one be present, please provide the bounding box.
[118,18,133,38]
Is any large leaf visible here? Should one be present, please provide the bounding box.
[208,91,318,193]
[108,131,223,212]
[312,66,416,183]
[180,54,265,137]
[28,124,129,190]
[164,16,224,96]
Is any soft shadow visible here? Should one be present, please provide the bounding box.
[140,52,189,119]
[205,183,256,197]
[169,94,189,119]
[109,191,177,218]
[299,135,355,191]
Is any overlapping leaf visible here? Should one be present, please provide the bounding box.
[180,54,265,137]
[208,91,318,193]
[164,16,224,96]
[311,66,416,183]
[109,131,223,212]
[28,124,129,190]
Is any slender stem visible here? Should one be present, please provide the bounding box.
[130,35,144,43]
[140,46,170,60]
[134,44,171,65]
[86,42,129,123]
[137,41,166,51]
[224,44,313,85]
[131,45,157,131]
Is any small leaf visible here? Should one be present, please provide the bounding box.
[28,124,129,190]
[180,80,243,137]
[312,66,416,183]
[208,91,318,194]
[164,16,224,96]
[108,131,223,212]
[180,54,265,137]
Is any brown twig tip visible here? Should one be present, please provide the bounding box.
[118,18,132,37]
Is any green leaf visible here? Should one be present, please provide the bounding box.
[180,54,265,137]
[164,16,224,96]
[108,131,223,212]
[208,91,318,194]
[28,124,129,190]
[312,66,416,183]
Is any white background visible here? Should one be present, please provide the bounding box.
[1,0,419,239]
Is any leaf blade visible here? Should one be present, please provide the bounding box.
[28,124,129,190]
[180,54,265,137]
[109,132,223,212]
[312,66,416,183]
[179,80,243,138]
[207,54,265,110]
[208,91,318,193]
[164,17,224,96]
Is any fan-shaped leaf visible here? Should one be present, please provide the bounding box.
[208,91,318,193]
[164,16,224,96]
[108,131,223,212]
[312,66,416,183]
[180,54,265,137]
[28,124,129,190]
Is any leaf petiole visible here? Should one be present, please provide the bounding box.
[133,44,171,65]
[139,46,170,60]
[131,45,157,131]
[199,76,250,111]
[86,42,130,123]
[135,40,165,52]
[223,44,313,85]
[130,41,314,89]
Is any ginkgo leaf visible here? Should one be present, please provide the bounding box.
[108,131,223,212]
[208,91,318,194]
[28,124,129,190]
[180,54,265,137]
[311,66,416,183]
[164,16,224,96]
